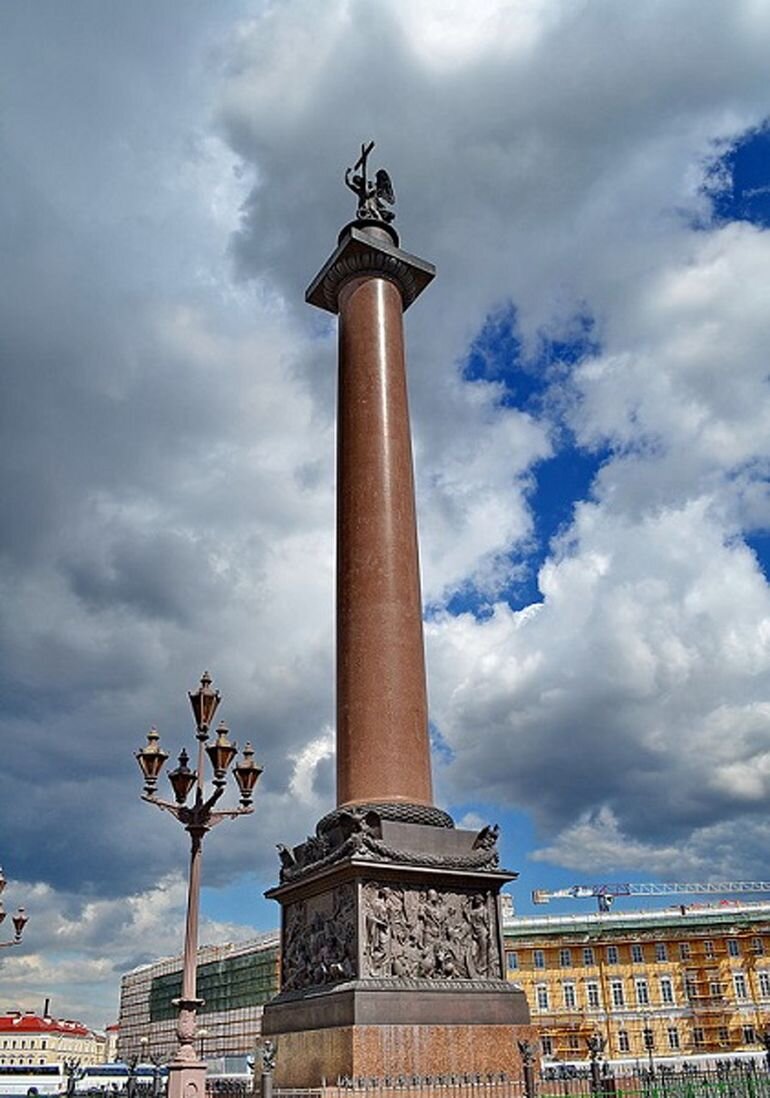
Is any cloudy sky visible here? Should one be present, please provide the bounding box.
[2,0,770,1030]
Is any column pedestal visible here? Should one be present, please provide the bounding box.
[261,810,533,1087]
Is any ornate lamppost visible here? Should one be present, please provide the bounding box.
[136,671,262,1098]
[0,869,28,949]
[517,1039,537,1098]
[759,1030,770,1073]
[587,1034,606,1097]
[137,1036,165,1098]
[63,1058,83,1098]
[642,1024,655,1077]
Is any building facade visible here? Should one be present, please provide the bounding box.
[118,934,279,1065]
[503,901,770,1064]
[0,1013,104,1066]
[118,902,770,1068]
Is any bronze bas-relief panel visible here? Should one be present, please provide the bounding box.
[281,882,357,992]
[361,881,502,981]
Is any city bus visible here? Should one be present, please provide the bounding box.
[0,1064,65,1096]
[74,1064,165,1094]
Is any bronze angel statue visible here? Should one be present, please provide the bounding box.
[345,141,396,223]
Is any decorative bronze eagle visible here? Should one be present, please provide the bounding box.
[344,141,396,223]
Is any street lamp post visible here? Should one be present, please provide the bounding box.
[643,1025,655,1076]
[587,1034,604,1091]
[136,671,262,1098]
[759,1030,770,1073]
[63,1058,83,1098]
[0,869,28,949]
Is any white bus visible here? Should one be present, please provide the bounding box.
[542,1049,767,1079]
[0,1064,65,1096]
[74,1064,165,1094]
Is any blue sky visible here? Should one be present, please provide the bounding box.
[2,0,770,1028]
[708,123,770,231]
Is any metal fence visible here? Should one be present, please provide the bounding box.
[206,1079,526,1098]
[203,1064,770,1098]
[540,1063,770,1098]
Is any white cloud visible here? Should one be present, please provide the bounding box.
[0,876,257,1028]
[427,495,770,860]
[531,805,770,884]
[530,806,696,876]
[288,728,335,808]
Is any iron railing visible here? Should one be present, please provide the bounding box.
[201,1062,770,1098]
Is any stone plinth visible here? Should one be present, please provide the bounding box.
[268,1023,539,1089]
[261,811,531,1086]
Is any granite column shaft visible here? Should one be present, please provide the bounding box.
[336,268,432,808]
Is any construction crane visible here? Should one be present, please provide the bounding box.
[532,881,770,913]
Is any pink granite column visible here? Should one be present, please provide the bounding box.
[306,219,436,810]
[335,267,433,808]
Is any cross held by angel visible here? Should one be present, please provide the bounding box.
[345,140,396,223]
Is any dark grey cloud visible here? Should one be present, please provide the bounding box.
[0,0,335,911]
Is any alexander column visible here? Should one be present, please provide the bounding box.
[261,144,533,1086]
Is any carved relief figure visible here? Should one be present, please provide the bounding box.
[364,888,391,975]
[466,893,492,977]
[281,900,309,991]
[361,882,501,981]
[281,884,357,991]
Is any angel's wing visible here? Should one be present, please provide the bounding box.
[375,168,395,205]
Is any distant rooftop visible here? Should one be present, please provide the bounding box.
[0,1012,92,1037]
[125,930,279,977]
[504,899,770,937]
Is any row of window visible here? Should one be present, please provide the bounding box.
[0,1059,48,1066]
[533,970,766,1011]
[540,1024,760,1058]
[0,1041,48,1051]
[508,937,763,971]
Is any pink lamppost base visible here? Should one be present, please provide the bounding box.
[166,1060,207,1098]
[166,1000,207,1098]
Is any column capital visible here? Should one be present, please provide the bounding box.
[306,224,435,315]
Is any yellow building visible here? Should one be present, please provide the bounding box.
[0,1012,104,1066]
[503,901,770,1063]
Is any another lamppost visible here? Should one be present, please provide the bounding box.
[759,1030,770,1073]
[643,1024,655,1076]
[138,1037,165,1098]
[136,671,262,1098]
[63,1058,83,1098]
[517,1039,537,1098]
[0,869,28,949]
[587,1034,606,1097]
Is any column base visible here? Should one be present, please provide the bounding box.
[265,1016,538,1089]
[263,982,534,1087]
[166,1059,207,1098]
[263,810,533,1088]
